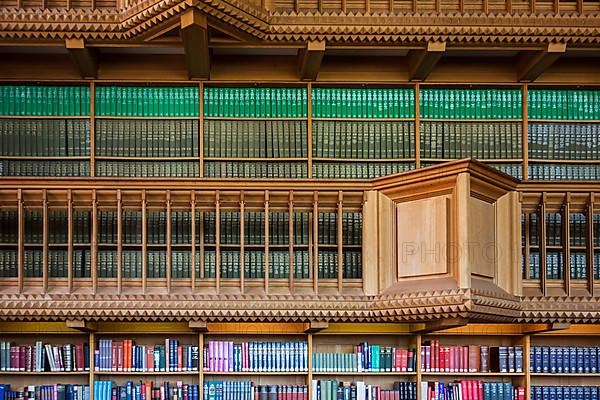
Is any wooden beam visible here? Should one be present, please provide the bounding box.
[520,322,571,334]
[517,42,566,82]
[66,319,98,332]
[304,321,329,333]
[410,317,468,333]
[189,320,209,332]
[298,40,325,81]
[181,9,210,80]
[65,38,98,79]
[407,41,446,81]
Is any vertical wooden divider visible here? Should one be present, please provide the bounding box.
[215,191,221,293]
[288,191,294,292]
[522,84,529,180]
[142,190,147,294]
[524,203,530,281]
[540,193,547,295]
[192,191,197,290]
[337,191,343,293]
[587,193,595,296]
[42,189,48,293]
[166,190,172,293]
[68,189,74,293]
[414,83,421,169]
[117,190,123,295]
[307,83,313,178]
[265,190,270,295]
[17,189,24,293]
[307,333,313,400]
[523,334,531,400]
[415,333,422,400]
[361,192,367,294]
[92,189,98,294]
[564,193,571,296]
[199,82,204,178]
[90,82,96,178]
[240,191,245,295]
[199,193,205,281]
[90,332,96,400]
[199,332,204,400]
[312,192,319,294]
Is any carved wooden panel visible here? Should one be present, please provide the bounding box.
[469,197,496,279]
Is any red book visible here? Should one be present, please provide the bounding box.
[463,347,469,373]
[117,342,123,372]
[399,349,408,372]
[477,381,483,400]
[126,340,131,372]
[111,342,117,371]
[517,387,525,400]
[147,345,155,372]
[141,383,146,400]
[178,345,183,372]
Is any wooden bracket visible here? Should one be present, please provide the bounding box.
[298,40,325,81]
[517,42,566,82]
[520,322,570,334]
[66,319,98,332]
[181,9,210,80]
[407,41,446,81]
[410,317,468,333]
[65,38,98,79]
[189,320,209,332]
[304,321,328,333]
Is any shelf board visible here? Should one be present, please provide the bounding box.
[312,371,416,376]
[420,158,523,163]
[530,373,600,377]
[95,157,198,161]
[94,371,199,375]
[0,156,90,160]
[528,159,600,165]
[313,158,416,163]
[202,371,307,376]
[204,117,306,121]
[95,116,198,120]
[204,157,307,162]
[421,372,525,376]
[0,115,90,119]
[311,117,414,122]
[419,118,522,122]
[0,371,89,375]
[528,119,600,123]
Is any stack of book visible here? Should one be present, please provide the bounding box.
[311,380,416,400]
[203,341,308,372]
[528,123,600,160]
[528,164,600,181]
[421,381,525,400]
[528,252,540,280]
[530,346,600,373]
[0,119,90,156]
[312,344,416,372]
[0,250,16,278]
[311,162,412,179]
[0,384,90,400]
[94,381,199,400]
[0,341,89,372]
[204,382,308,400]
[0,85,90,116]
[312,88,414,119]
[528,89,600,120]
[96,160,199,178]
[95,86,199,117]
[312,121,414,159]
[420,89,522,119]
[204,87,307,118]
[0,160,90,177]
[95,339,199,372]
[531,386,600,400]
[488,164,522,179]
[420,341,523,373]
[204,161,307,179]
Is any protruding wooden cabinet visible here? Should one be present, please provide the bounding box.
[363,160,522,305]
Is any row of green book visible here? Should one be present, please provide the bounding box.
[204,87,307,118]
[95,86,199,117]
[312,121,415,159]
[312,88,415,119]
[312,162,412,179]
[528,164,600,181]
[204,120,308,158]
[0,160,90,177]
[96,119,199,158]
[204,161,307,178]
[96,161,199,177]
[528,123,600,160]
[419,122,522,159]
[22,249,90,278]
[0,85,90,116]
[0,119,90,157]
[528,89,600,120]
[420,89,522,119]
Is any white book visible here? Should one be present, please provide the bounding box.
[356,382,366,400]
[421,382,428,400]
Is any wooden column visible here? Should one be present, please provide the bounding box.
[90,82,95,178]
[563,193,571,296]
[264,191,270,295]
[587,193,595,296]
[191,191,197,290]
[337,191,343,293]
[307,83,313,178]
[141,190,147,294]
[540,193,547,295]
[414,83,421,169]
[288,191,295,292]
[67,189,74,293]
[199,82,204,177]
[42,190,48,293]
[17,189,24,293]
[215,191,221,293]
[522,84,529,179]
[166,190,172,293]
[91,189,98,294]
[240,191,245,295]
[117,190,123,295]
[312,191,319,294]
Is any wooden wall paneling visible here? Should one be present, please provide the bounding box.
[191,191,197,290]
[265,190,270,295]
[117,189,123,295]
[455,173,470,288]
[17,189,24,293]
[540,193,547,295]
[199,82,204,178]
[307,83,313,178]
[289,191,295,292]
[564,193,571,296]
[90,82,95,178]
[378,192,396,290]
[414,83,421,169]
[240,191,245,295]
[141,190,147,294]
[337,191,343,292]
[92,189,98,294]
[215,191,221,293]
[522,84,528,180]
[68,189,74,293]
[313,191,319,294]
[587,193,594,296]
[496,191,521,295]
[166,190,172,293]
[42,189,48,293]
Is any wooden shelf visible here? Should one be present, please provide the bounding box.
[95,116,198,120]
[204,157,307,162]
[530,373,600,377]
[204,117,306,121]
[313,158,416,163]
[528,119,600,123]
[202,371,307,375]
[419,118,522,122]
[0,371,89,375]
[528,159,600,164]
[94,371,199,375]
[421,372,525,376]
[312,371,416,376]
[420,158,523,163]
[0,156,90,160]
[311,117,414,122]
[95,157,198,161]
[0,115,90,119]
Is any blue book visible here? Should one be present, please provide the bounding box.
[371,345,380,372]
